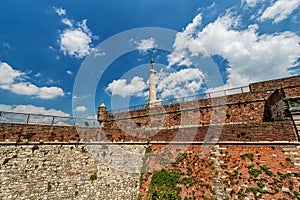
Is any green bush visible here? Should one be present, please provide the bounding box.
[257,181,264,188]
[247,164,254,169]
[32,145,39,152]
[248,168,261,177]
[149,169,182,199]
[90,173,97,182]
[260,165,273,176]
[241,153,254,161]
[277,172,289,180]
[47,182,51,192]
[246,187,267,199]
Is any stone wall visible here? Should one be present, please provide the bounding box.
[0,144,145,200]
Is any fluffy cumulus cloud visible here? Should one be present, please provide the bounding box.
[157,68,205,99]
[0,61,64,99]
[167,14,203,67]
[55,6,96,59]
[168,12,300,88]
[105,68,205,100]
[136,37,157,53]
[0,104,69,116]
[260,0,300,23]
[38,87,64,99]
[0,62,23,85]
[60,20,93,58]
[106,76,147,98]
[74,106,87,112]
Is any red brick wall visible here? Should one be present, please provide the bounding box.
[103,92,269,131]
[139,144,300,199]
[249,75,300,93]
[99,121,297,142]
[0,123,80,142]
[1,120,297,143]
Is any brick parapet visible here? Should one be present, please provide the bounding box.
[1,120,297,143]
[249,75,300,93]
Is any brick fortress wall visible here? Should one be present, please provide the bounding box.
[99,75,300,143]
[0,75,299,143]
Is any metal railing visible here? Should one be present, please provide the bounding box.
[109,86,249,114]
[0,111,99,127]
[0,86,250,125]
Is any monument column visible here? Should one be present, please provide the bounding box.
[148,58,161,107]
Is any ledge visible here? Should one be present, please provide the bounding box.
[0,141,299,146]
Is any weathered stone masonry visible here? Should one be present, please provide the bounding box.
[0,144,144,200]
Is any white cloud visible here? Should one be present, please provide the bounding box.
[60,29,92,58]
[157,68,205,99]
[34,72,42,77]
[106,76,147,98]
[53,7,66,16]
[74,106,87,112]
[260,0,300,23]
[0,62,23,85]
[59,19,95,58]
[0,61,64,99]
[104,68,206,100]
[11,82,39,96]
[168,13,300,88]
[242,0,260,7]
[9,82,64,99]
[167,14,203,67]
[0,104,13,111]
[66,70,73,75]
[136,37,157,52]
[38,87,64,99]
[61,18,73,27]
[0,104,69,117]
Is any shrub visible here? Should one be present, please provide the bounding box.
[260,165,273,176]
[90,173,97,182]
[257,181,264,188]
[246,187,267,199]
[248,169,261,177]
[32,145,39,152]
[149,169,182,199]
[47,182,51,192]
[247,164,254,169]
[277,172,289,180]
[241,153,254,162]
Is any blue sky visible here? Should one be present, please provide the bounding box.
[0,0,299,118]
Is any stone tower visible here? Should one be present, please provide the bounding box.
[148,58,161,107]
